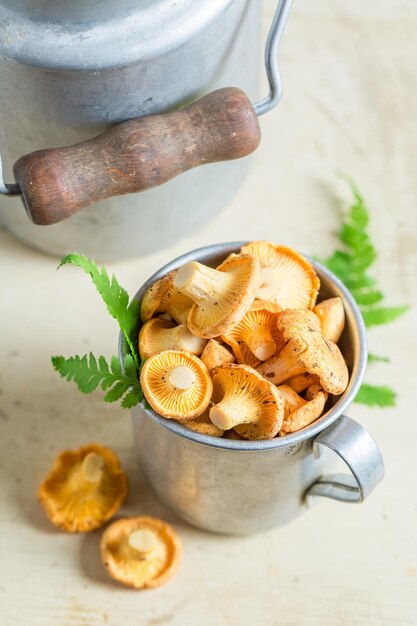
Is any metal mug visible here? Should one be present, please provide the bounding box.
[120,242,384,535]
[0,0,261,260]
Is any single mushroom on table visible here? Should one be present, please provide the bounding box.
[257,309,349,395]
[200,339,235,371]
[313,297,345,343]
[139,318,207,359]
[101,516,181,589]
[221,300,285,364]
[38,444,128,532]
[239,241,320,309]
[140,270,193,324]
[209,364,285,440]
[173,254,260,338]
[140,350,213,420]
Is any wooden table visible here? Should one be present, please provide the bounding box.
[1,1,416,624]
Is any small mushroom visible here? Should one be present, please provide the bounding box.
[240,241,320,308]
[139,318,207,359]
[313,297,345,343]
[101,516,181,589]
[222,300,285,363]
[140,350,212,420]
[200,339,235,371]
[276,384,306,418]
[280,388,328,434]
[257,309,349,395]
[286,372,320,393]
[140,271,193,324]
[173,255,260,338]
[38,444,128,532]
[209,364,285,440]
[179,411,225,438]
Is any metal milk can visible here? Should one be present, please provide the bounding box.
[0,1,292,260]
[121,242,385,535]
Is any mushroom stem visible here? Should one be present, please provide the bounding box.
[128,529,158,557]
[81,452,105,484]
[174,262,231,306]
[256,340,306,385]
[168,366,196,390]
[245,327,277,361]
[210,399,246,430]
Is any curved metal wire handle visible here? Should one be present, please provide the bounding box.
[253,0,293,116]
[0,153,20,196]
[0,0,293,198]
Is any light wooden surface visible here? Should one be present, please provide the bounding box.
[1,1,416,624]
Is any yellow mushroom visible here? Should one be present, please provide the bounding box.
[139,318,207,359]
[280,388,328,434]
[101,516,181,589]
[313,297,345,343]
[240,241,320,309]
[140,270,193,324]
[140,350,212,420]
[179,411,225,438]
[276,384,306,418]
[173,255,260,338]
[38,444,128,532]
[285,372,320,393]
[209,364,285,440]
[257,309,349,395]
[222,300,285,363]
[200,339,235,371]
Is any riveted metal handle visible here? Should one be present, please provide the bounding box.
[305,415,384,504]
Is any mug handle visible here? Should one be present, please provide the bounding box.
[305,415,385,504]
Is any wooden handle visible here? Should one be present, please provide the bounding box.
[13,87,261,226]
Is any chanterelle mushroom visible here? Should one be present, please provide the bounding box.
[240,241,320,309]
[173,255,260,338]
[101,516,181,589]
[200,339,235,371]
[140,270,193,324]
[280,387,328,434]
[313,297,345,343]
[179,411,225,438]
[257,309,349,395]
[222,300,284,363]
[209,364,285,439]
[139,318,207,359]
[140,350,212,420]
[38,444,128,532]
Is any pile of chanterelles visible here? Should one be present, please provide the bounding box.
[139,242,348,441]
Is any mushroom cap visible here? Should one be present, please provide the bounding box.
[296,334,348,395]
[101,516,181,589]
[174,255,260,338]
[38,444,128,533]
[240,241,320,308]
[140,350,213,420]
[313,297,345,343]
[280,388,328,434]
[209,364,285,440]
[139,318,207,359]
[222,300,285,363]
[200,339,235,371]
[140,271,192,324]
[277,308,322,340]
[179,411,225,438]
